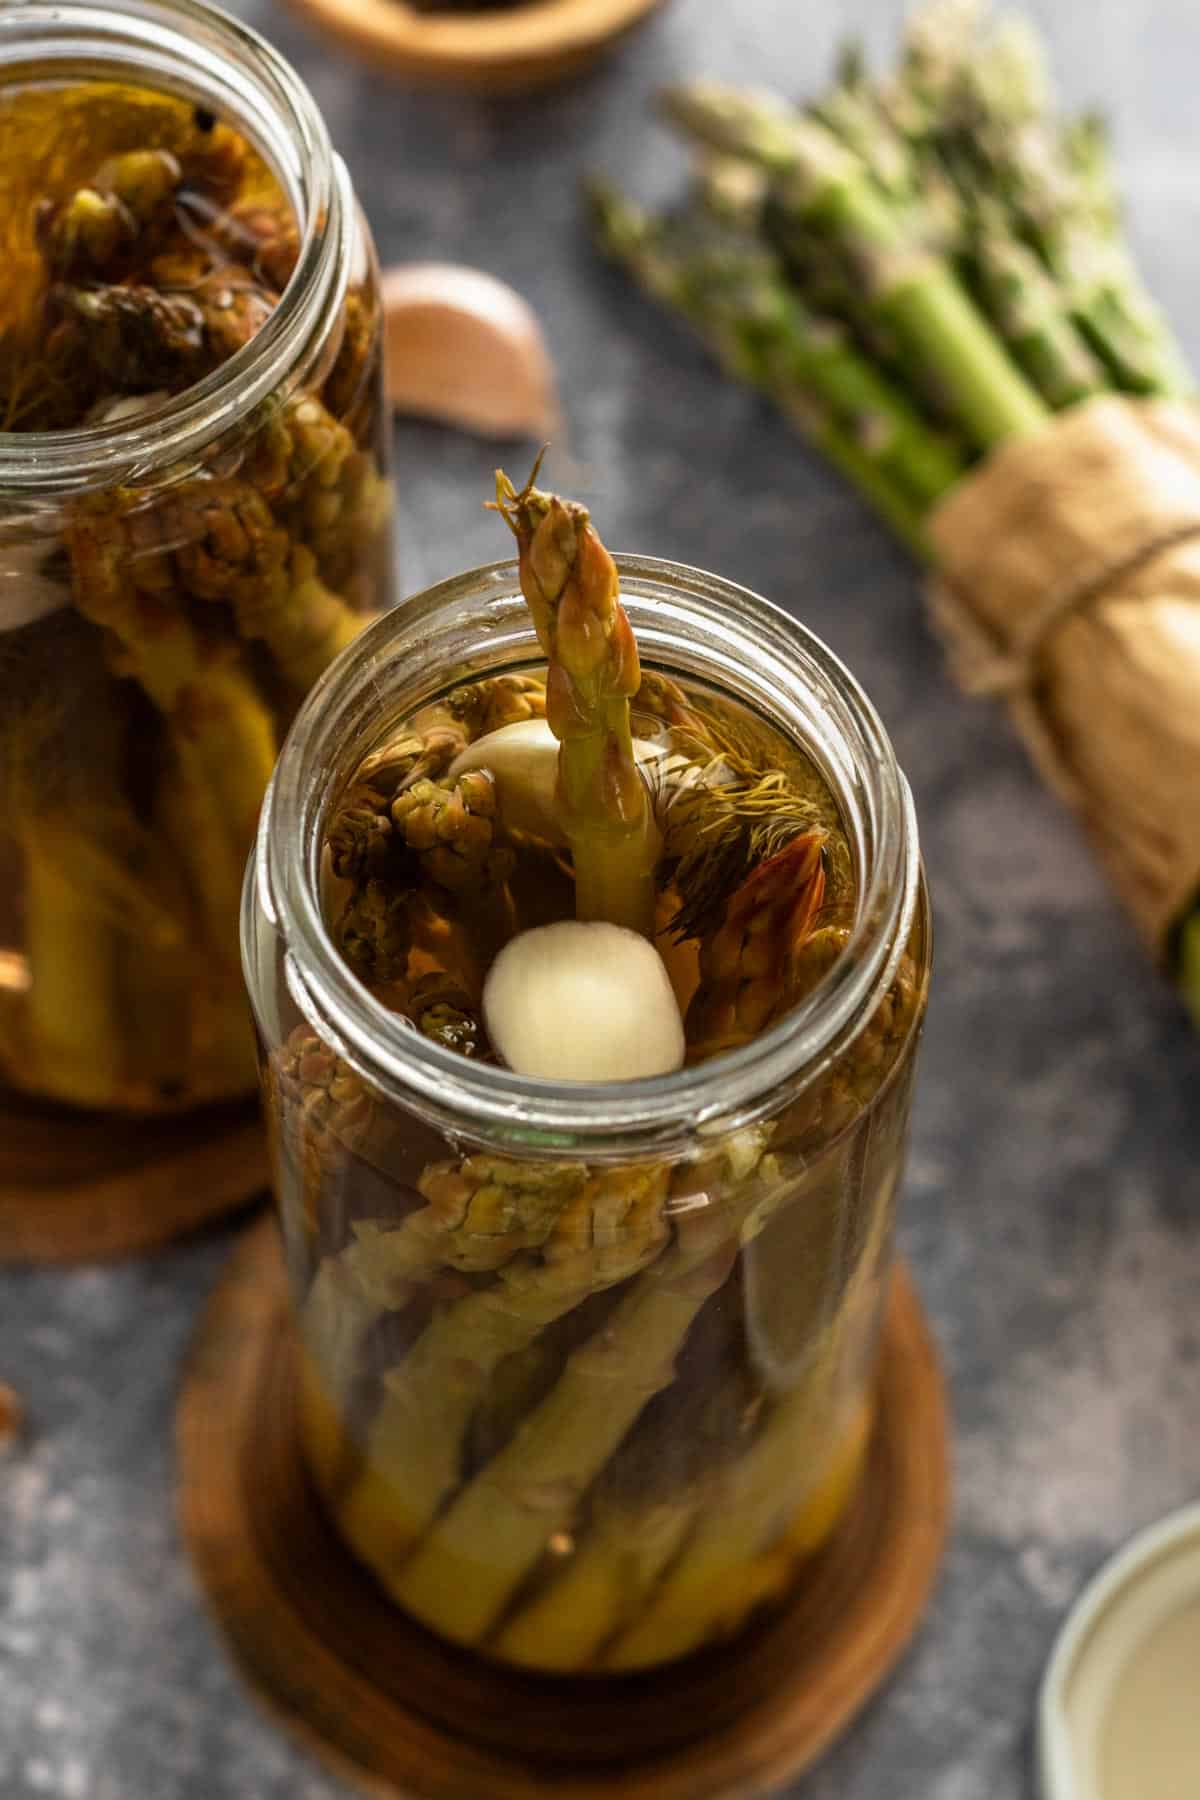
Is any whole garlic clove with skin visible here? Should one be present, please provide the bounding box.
[483,921,685,1082]
[382,263,559,440]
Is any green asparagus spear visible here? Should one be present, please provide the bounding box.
[890,0,1191,397]
[811,40,1107,413]
[589,181,960,552]
[660,80,1047,452]
[960,197,1106,410]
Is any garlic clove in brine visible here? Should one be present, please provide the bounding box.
[451,716,668,848]
[483,920,685,1082]
[450,717,564,844]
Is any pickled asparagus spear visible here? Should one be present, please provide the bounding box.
[390,1151,761,1645]
[606,1387,872,1669]
[492,460,658,936]
[326,681,554,891]
[407,971,485,1057]
[49,274,272,393]
[778,921,923,1145]
[155,734,247,963]
[21,828,124,1109]
[66,498,277,856]
[273,1027,379,1208]
[334,877,414,987]
[445,672,547,739]
[174,190,300,295]
[302,1153,584,1418]
[649,749,843,941]
[36,148,177,278]
[390,772,514,896]
[336,1162,670,1582]
[494,1367,757,1671]
[686,830,827,1058]
[495,1480,700,1671]
[116,857,201,1105]
[607,1158,899,1669]
[163,479,366,692]
[255,395,392,595]
[1,612,183,1106]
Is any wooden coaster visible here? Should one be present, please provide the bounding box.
[178,1218,948,1799]
[0,1090,267,1263]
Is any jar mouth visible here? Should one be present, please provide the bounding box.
[251,555,921,1156]
[0,0,345,496]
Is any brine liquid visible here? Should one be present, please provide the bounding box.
[0,80,292,430]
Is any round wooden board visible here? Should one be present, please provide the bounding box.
[0,1091,268,1263]
[276,0,666,94]
[178,1217,949,1799]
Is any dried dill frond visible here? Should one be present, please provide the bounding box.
[647,749,845,943]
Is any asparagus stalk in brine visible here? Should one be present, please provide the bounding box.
[491,457,658,936]
[337,1161,671,1582]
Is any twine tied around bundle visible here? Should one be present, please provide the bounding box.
[924,394,1200,959]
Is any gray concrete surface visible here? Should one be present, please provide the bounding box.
[3,1,1200,1794]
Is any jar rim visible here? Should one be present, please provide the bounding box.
[0,0,346,495]
[249,555,922,1156]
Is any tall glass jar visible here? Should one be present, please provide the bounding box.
[0,0,391,1130]
[243,558,930,1678]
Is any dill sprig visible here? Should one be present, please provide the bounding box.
[647,749,839,943]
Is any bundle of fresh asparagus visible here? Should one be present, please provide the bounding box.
[269,463,928,1673]
[590,0,1200,1025]
[0,80,390,1111]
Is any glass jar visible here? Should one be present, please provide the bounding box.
[243,557,931,1678]
[0,0,392,1120]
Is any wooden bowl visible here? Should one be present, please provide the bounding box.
[276,0,668,92]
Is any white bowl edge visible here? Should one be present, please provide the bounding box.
[1038,1500,1200,1800]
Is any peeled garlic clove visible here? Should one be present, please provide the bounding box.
[483,920,685,1082]
[383,262,559,439]
[451,717,669,846]
[451,717,563,842]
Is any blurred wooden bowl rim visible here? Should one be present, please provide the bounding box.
[277,0,668,92]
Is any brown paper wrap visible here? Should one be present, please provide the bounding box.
[927,394,1200,960]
